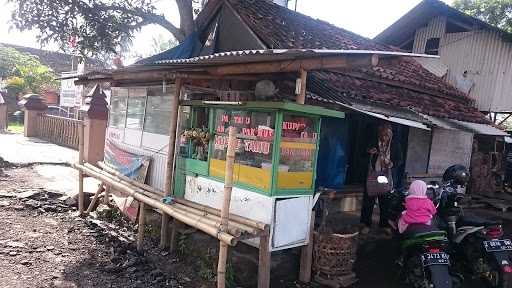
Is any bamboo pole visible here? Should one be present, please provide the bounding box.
[85,183,104,214]
[98,162,165,196]
[74,163,237,246]
[103,185,111,205]
[78,121,85,216]
[86,163,246,237]
[296,69,307,104]
[98,161,268,231]
[217,126,237,288]
[137,202,146,252]
[161,77,183,249]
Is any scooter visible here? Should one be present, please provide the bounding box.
[430,165,512,288]
[384,176,456,288]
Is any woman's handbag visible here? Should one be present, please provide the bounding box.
[366,157,393,197]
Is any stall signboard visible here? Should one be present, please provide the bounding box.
[60,72,81,107]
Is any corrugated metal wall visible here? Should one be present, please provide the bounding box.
[413,16,446,53]
[440,30,512,112]
[412,16,512,112]
[113,141,168,191]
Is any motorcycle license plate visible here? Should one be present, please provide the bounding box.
[483,239,512,252]
[421,252,450,267]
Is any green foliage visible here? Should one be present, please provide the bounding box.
[453,0,512,32]
[0,46,58,95]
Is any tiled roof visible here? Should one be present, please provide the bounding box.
[226,0,488,123]
[309,71,489,124]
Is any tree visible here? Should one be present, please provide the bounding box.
[0,46,58,95]
[8,0,204,57]
[453,0,512,33]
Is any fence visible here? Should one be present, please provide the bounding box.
[37,114,81,149]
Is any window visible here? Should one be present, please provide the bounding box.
[210,109,275,191]
[109,88,128,128]
[126,88,146,130]
[278,114,318,190]
[143,86,173,135]
[179,107,210,161]
[425,38,440,55]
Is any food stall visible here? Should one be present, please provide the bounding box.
[173,100,345,251]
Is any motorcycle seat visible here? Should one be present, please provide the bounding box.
[458,215,502,227]
[403,224,447,239]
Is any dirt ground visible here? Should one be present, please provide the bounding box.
[2,163,512,288]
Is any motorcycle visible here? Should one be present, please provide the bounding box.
[384,176,456,288]
[430,165,512,288]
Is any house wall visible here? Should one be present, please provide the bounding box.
[411,16,512,112]
[216,5,266,52]
[427,128,473,175]
[412,16,446,54]
[405,128,431,175]
[440,30,512,112]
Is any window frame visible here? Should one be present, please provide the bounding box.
[208,107,278,194]
[271,111,321,196]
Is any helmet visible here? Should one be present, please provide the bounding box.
[442,165,470,186]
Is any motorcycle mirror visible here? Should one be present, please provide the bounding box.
[377,176,389,184]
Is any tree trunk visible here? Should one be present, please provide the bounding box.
[176,0,195,38]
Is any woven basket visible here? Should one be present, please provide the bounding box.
[313,231,359,277]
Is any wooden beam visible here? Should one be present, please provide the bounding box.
[160,77,183,249]
[137,202,146,252]
[258,232,271,288]
[85,183,104,214]
[296,69,307,104]
[207,55,379,76]
[78,121,85,216]
[299,211,316,283]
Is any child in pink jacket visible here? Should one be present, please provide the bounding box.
[398,180,437,233]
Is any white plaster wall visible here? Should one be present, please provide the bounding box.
[405,128,432,176]
[428,128,473,175]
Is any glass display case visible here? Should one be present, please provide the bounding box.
[174,101,344,197]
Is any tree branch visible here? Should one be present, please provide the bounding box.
[96,3,186,42]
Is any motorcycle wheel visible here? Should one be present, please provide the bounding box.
[488,268,512,288]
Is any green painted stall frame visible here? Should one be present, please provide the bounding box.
[173,101,345,198]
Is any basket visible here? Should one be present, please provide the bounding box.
[313,231,359,277]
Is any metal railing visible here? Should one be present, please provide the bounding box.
[37,114,81,149]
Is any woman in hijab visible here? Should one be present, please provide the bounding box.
[398,180,437,233]
[360,122,403,234]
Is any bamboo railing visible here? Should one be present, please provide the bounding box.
[37,114,81,149]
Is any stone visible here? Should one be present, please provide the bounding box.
[24,199,41,209]
[45,246,55,251]
[0,200,10,207]
[20,259,31,266]
[53,280,77,288]
[13,205,25,211]
[16,190,42,199]
[8,251,17,256]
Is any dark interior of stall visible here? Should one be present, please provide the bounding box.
[318,113,409,193]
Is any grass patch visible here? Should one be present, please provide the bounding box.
[7,122,23,134]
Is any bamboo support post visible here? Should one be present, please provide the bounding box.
[85,183,104,214]
[299,211,316,283]
[74,163,237,246]
[161,77,183,249]
[78,121,85,216]
[103,185,111,204]
[217,126,237,288]
[137,202,146,252]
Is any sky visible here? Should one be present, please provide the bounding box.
[0,0,452,58]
